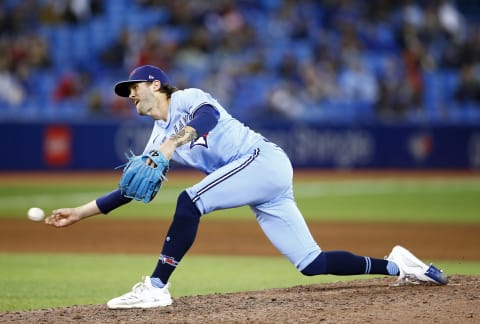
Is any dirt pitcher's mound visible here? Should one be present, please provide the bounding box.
[1,275,478,323]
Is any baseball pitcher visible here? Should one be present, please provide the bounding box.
[45,65,447,309]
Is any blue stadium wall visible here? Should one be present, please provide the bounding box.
[2,121,480,170]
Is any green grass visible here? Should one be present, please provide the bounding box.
[1,173,479,311]
[1,253,478,312]
[1,176,479,223]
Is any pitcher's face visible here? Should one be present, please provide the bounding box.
[128,82,156,116]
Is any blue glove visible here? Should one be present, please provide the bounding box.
[119,150,169,203]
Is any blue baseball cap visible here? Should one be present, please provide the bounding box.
[114,65,171,97]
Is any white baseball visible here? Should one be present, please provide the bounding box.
[27,207,45,222]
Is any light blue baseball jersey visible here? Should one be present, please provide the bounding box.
[143,88,321,271]
[143,88,264,174]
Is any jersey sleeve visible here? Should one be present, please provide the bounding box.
[183,89,220,116]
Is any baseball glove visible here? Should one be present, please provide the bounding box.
[118,150,169,203]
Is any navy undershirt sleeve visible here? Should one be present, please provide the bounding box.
[187,104,219,136]
[96,189,132,214]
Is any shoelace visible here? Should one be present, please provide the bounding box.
[119,282,150,301]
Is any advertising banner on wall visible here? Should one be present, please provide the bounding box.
[43,125,71,167]
[1,121,479,170]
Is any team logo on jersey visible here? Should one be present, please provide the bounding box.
[190,134,208,148]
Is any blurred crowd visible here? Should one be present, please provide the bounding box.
[1,0,480,123]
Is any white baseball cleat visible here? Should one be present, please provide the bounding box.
[107,276,173,309]
[387,245,448,285]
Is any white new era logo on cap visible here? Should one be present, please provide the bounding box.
[148,74,155,80]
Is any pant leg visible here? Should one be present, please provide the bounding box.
[186,142,292,214]
[251,191,322,271]
[186,140,322,270]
